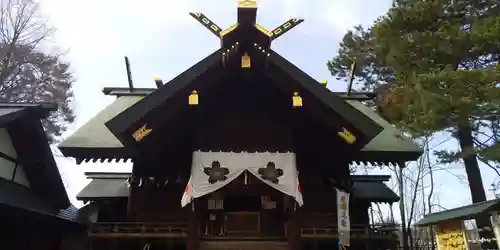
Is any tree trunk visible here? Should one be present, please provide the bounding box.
[457,124,495,248]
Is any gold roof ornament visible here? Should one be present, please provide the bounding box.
[238,0,257,8]
[189,0,303,51]
[241,53,251,68]
[189,90,199,105]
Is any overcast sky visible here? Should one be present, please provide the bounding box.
[38,0,499,211]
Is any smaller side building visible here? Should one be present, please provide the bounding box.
[0,103,86,250]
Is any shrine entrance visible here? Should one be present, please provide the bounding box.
[200,172,287,238]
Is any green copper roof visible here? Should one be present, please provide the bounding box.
[58,96,142,163]
[59,94,423,165]
[346,100,423,164]
[60,96,142,149]
[416,199,500,226]
[346,100,421,153]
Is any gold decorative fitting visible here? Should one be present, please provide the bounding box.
[320,80,328,86]
[238,0,257,8]
[189,12,222,38]
[154,76,161,81]
[189,90,199,105]
[132,124,152,142]
[292,92,302,107]
[270,18,304,41]
[220,23,239,37]
[337,127,356,144]
[255,24,272,37]
[241,53,251,68]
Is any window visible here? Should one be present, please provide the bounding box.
[208,198,224,210]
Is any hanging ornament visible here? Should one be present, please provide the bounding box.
[292,92,303,107]
[241,52,251,68]
[222,52,227,67]
[189,90,199,105]
[154,77,163,88]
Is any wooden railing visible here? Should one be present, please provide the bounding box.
[88,221,398,240]
[299,223,399,239]
[89,222,187,238]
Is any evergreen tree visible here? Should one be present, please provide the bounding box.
[328,0,500,246]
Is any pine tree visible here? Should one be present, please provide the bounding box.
[328,0,500,247]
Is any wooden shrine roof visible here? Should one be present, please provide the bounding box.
[102,2,383,151]
[104,49,383,152]
[59,90,422,165]
[0,103,70,208]
[58,96,139,163]
[58,1,422,165]
[347,100,422,165]
[350,175,399,203]
[416,199,500,226]
[0,174,82,225]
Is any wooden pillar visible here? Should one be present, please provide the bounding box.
[287,197,301,250]
[187,201,199,250]
[128,159,140,220]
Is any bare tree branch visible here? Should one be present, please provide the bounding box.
[0,0,74,142]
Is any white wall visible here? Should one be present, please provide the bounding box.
[0,128,30,187]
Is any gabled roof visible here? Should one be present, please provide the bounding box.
[0,103,57,125]
[105,49,223,138]
[0,169,81,224]
[349,175,399,203]
[104,49,383,151]
[416,199,500,226]
[59,1,423,165]
[77,178,130,201]
[58,90,422,165]
[0,103,70,208]
[58,97,140,164]
[346,100,423,165]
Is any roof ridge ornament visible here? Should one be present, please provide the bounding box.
[188,0,304,50]
[238,0,257,8]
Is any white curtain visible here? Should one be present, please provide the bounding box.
[181,151,303,207]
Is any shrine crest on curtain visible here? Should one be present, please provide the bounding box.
[181,151,303,207]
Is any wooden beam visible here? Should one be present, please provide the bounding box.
[0,151,17,163]
[189,12,223,38]
[271,18,304,41]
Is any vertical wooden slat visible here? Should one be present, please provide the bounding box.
[287,197,301,250]
[187,201,199,250]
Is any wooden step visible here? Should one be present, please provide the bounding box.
[199,241,288,250]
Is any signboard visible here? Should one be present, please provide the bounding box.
[490,212,500,249]
[336,188,350,247]
[435,220,469,250]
